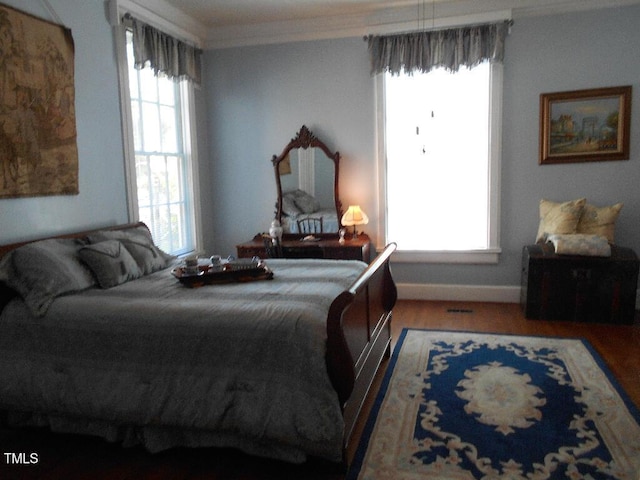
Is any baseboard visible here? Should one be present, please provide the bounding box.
[397,283,521,303]
[398,283,640,310]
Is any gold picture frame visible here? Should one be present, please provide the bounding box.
[539,86,631,165]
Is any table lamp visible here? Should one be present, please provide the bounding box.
[341,205,369,239]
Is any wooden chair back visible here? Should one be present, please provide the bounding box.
[297,217,323,234]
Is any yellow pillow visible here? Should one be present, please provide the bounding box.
[577,202,623,243]
[535,198,586,243]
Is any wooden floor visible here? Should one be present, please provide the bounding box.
[2,300,638,479]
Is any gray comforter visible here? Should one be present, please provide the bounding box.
[0,258,366,463]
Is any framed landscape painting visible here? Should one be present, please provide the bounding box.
[539,86,631,165]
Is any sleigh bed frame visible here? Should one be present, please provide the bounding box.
[0,222,397,464]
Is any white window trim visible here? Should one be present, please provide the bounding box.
[113,24,138,221]
[375,64,504,265]
[180,81,204,254]
[112,20,203,255]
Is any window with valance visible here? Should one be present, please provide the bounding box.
[372,21,510,262]
[115,13,203,256]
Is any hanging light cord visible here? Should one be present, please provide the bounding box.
[431,0,435,30]
[418,0,436,32]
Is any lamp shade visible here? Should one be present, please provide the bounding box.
[341,205,369,226]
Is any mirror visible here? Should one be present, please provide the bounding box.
[272,126,342,234]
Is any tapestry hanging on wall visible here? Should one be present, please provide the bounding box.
[0,4,78,198]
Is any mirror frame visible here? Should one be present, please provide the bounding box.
[272,125,343,233]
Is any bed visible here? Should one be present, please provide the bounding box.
[279,189,340,234]
[0,222,396,465]
[281,208,340,234]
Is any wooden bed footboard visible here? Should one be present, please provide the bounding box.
[326,242,397,450]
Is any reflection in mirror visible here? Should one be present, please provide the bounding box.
[272,126,342,233]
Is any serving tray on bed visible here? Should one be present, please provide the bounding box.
[172,259,273,287]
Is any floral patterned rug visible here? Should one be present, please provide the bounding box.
[348,329,640,479]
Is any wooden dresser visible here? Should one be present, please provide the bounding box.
[236,233,372,263]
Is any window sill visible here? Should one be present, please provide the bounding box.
[389,248,501,264]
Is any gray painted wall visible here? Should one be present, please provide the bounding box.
[1,1,638,294]
[0,0,129,242]
[204,5,640,289]
[203,38,375,256]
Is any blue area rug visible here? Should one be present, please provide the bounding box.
[348,329,640,479]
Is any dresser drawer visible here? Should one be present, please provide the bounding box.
[322,245,369,261]
[236,234,372,262]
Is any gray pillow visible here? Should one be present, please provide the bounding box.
[282,193,302,217]
[79,240,142,288]
[0,238,96,317]
[120,239,174,274]
[87,226,175,274]
[291,189,320,214]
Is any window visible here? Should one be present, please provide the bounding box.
[379,62,502,263]
[122,30,200,256]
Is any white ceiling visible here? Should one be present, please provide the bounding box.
[136,0,640,48]
[163,0,418,28]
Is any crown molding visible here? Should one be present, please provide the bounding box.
[512,0,640,18]
[203,0,640,49]
[204,7,514,49]
[109,0,208,48]
[127,0,640,50]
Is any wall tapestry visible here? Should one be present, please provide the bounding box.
[0,4,78,198]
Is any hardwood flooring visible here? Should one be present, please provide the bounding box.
[1,300,638,479]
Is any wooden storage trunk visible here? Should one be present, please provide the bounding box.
[521,243,639,324]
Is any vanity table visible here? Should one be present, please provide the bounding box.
[239,125,373,261]
[236,234,372,262]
